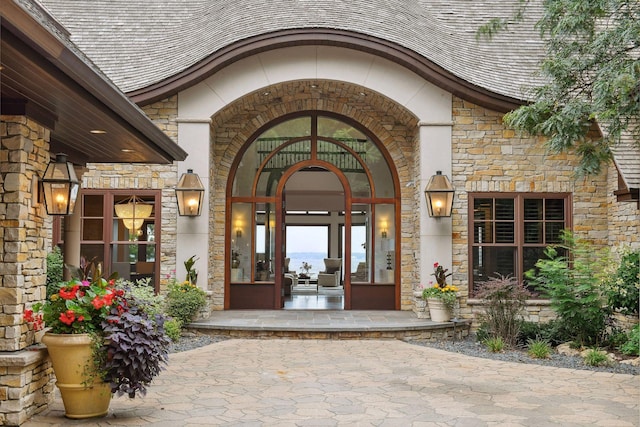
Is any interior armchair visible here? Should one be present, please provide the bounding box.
[318,258,342,288]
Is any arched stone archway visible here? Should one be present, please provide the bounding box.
[205,80,420,309]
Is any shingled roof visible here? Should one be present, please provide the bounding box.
[39,0,546,99]
[38,0,638,193]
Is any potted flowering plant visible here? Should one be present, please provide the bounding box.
[422,262,458,321]
[299,262,312,279]
[24,262,170,419]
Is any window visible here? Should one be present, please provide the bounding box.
[469,193,570,295]
[80,190,161,290]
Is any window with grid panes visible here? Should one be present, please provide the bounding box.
[469,193,570,295]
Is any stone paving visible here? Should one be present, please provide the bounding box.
[25,338,640,426]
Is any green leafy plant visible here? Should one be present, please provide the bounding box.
[526,231,612,347]
[583,349,611,367]
[483,336,505,353]
[45,246,64,298]
[478,0,640,176]
[475,274,530,347]
[165,279,207,325]
[164,318,183,342]
[184,255,199,285]
[527,339,552,359]
[124,277,166,317]
[604,247,639,315]
[518,320,571,347]
[619,324,640,357]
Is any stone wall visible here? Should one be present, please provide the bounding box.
[606,166,639,249]
[450,98,610,320]
[0,116,55,425]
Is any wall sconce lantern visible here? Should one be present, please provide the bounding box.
[176,169,204,216]
[380,220,388,239]
[41,153,79,215]
[424,171,455,217]
[114,195,153,237]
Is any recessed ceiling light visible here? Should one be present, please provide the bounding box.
[262,91,271,96]
[121,149,135,153]
[90,129,107,134]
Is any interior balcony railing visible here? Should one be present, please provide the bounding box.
[257,137,368,172]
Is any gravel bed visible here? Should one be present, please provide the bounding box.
[408,336,640,376]
[168,334,227,353]
[169,333,639,376]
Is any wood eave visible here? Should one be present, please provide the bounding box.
[0,0,187,165]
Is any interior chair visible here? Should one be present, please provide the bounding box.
[317,258,342,288]
[283,273,297,296]
[350,262,368,282]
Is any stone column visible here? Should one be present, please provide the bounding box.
[0,115,55,424]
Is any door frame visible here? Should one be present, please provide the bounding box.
[274,161,352,309]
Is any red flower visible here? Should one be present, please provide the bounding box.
[24,309,34,322]
[59,285,79,300]
[92,296,106,309]
[59,310,76,325]
[103,292,115,305]
[433,262,439,268]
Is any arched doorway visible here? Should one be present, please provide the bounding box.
[226,112,400,310]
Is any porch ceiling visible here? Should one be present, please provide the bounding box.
[0,1,187,165]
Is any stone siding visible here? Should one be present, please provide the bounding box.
[0,116,55,425]
[450,98,610,320]
[141,96,178,142]
[606,166,639,249]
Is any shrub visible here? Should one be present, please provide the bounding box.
[526,231,611,347]
[527,338,552,359]
[475,322,490,343]
[604,247,639,315]
[620,324,640,356]
[583,349,610,367]
[165,280,207,325]
[518,319,571,347]
[164,318,183,342]
[45,247,64,298]
[483,336,505,353]
[123,277,166,317]
[475,275,531,347]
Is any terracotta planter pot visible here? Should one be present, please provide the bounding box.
[41,333,111,419]
[426,298,452,322]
